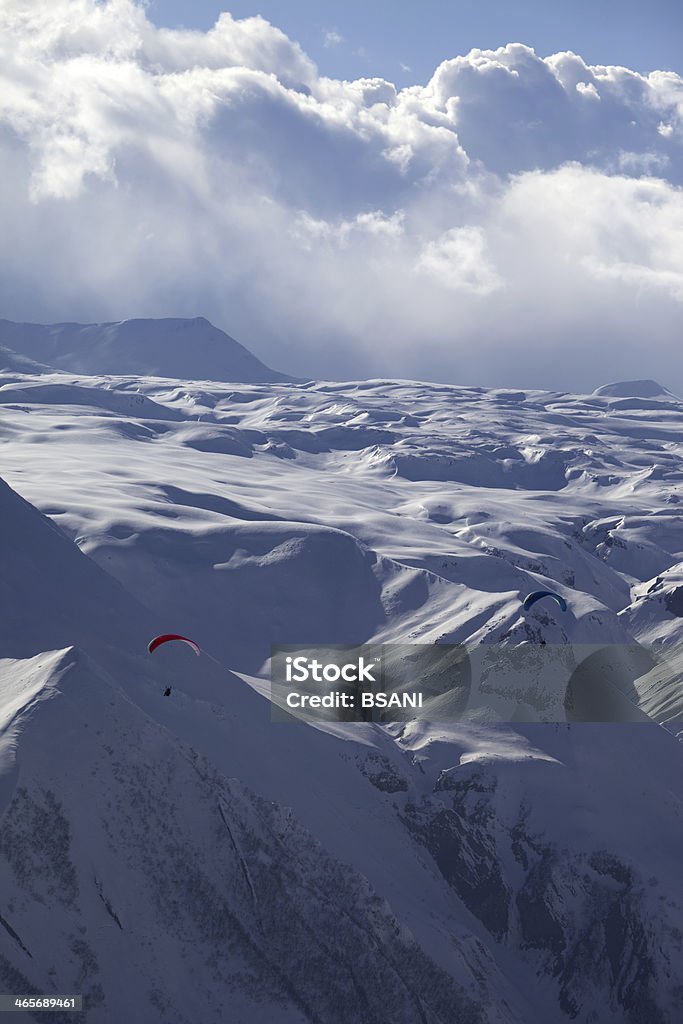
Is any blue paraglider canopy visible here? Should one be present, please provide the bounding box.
[522,590,568,613]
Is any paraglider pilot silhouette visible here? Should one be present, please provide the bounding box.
[148,634,201,695]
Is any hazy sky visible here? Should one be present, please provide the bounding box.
[150,1,683,83]
[0,0,682,390]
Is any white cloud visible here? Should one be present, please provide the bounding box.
[292,209,405,248]
[417,227,503,295]
[0,2,682,390]
[323,29,344,49]
[576,81,599,99]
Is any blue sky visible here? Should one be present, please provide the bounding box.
[149,0,683,83]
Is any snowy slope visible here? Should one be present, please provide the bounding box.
[0,318,292,384]
[0,367,681,1023]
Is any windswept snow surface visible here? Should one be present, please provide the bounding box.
[0,363,681,1023]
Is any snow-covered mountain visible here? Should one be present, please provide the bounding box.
[0,362,681,1023]
[0,317,291,384]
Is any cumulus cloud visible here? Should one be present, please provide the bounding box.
[0,0,682,390]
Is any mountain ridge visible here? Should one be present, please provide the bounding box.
[0,316,293,384]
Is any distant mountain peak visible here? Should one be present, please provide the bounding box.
[0,316,293,384]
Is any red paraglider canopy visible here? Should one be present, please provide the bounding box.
[148,634,201,657]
